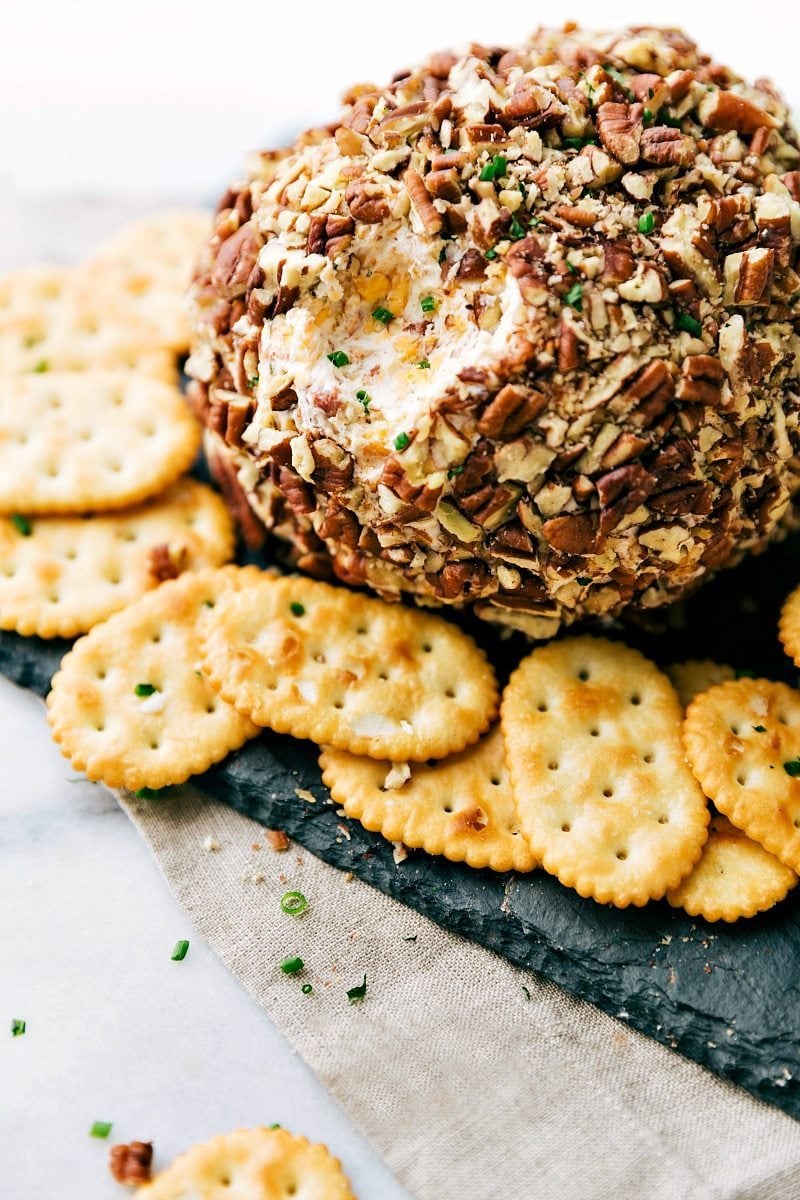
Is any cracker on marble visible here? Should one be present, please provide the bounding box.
[666,659,736,709]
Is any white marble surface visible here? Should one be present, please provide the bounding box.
[0,675,409,1199]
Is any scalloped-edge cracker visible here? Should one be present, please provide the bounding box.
[0,478,234,638]
[667,659,736,709]
[666,814,797,922]
[200,574,498,761]
[683,678,800,872]
[135,1126,355,1200]
[47,567,260,790]
[501,636,709,908]
[319,725,535,872]
[0,370,200,514]
[779,584,800,668]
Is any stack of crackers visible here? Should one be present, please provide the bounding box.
[4,210,800,928]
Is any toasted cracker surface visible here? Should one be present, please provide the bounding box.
[47,567,260,790]
[0,478,233,638]
[683,678,800,872]
[0,370,200,514]
[200,575,498,760]
[136,1126,354,1200]
[501,637,709,907]
[667,659,736,709]
[666,813,797,922]
[778,584,800,668]
[320,725,535,872]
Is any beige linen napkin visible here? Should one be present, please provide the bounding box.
[120,785,800,1200]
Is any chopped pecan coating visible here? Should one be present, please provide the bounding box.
[596,102,643,164]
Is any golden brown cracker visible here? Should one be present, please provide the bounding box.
[779,584,800,668]
[667,659,736,709]
[135,1127,355,1200]
[200,575,498,760]
[320,725,536,872]
[0,370,200,513]
[666,814,797,922]
[0,478,234,638]
[682,678,800,872]
[501,637,709,907]
[47,567,260,790]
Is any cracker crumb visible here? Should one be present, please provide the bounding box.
[266,829,290,852]
[344,871,354,882]
[251,842,262,851]
[295,787,316,804]
[384,762,411,790]
[392,841,409,864]
[202,836,220,852]
[336,823,352,840]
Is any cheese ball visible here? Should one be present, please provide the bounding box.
[187,25,800,637]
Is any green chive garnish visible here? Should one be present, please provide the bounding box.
[134,683,157,697]
[643,107,654,125]
[356,389,371,410]
[11,1018,25,1037]
[90,1121,112,1139]
[290,601,305,616]
[485,248,498,260]
[576,576,591,585]
[638,212,655,235]
[135,787,162,800]
[346,974,368,1004]
[507,215,526,241]
[438,245,448,264]
[171,939,190,961]
[248,375,259,388]
[10,514,32,537]
[784,761,800,777]
[280,890,308,916]
[269,1123,282,1129]
[372,307,394,324]
[281,956,304,975]
[32,358,49,373]
[479,154,507,182]
[447,466,464,479]
[564,282,583,311]
[327,350,350,367]
[603,64,634,99]
[417,360,431,370]
[676,311,702,337]
[420,295,436,313]
[394,432,410,451]
[301,983,313,995]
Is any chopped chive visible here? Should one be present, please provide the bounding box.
[420,294,437,313]
[661,111,682,128]
[752,725,767,733]
[563,136,598,151]
[135,787,162,800]
[11,1018,25,1037]
[171,939,190,962]
[564,282,584,311]
[576,575,591,586]
[346,974,368,1004]
[289,601,305,616]
[479,154,507,182]
[301,983,314,994]
[784,761,800,777]
[356,389,371,410]
[638,211,655,235]
[447,465,464,479]
[269,1123,282,1129]
[566,260,578,274]
[485,248,498,260]
[10,514,32,537]
[372,306,394,324]
[134,682,157,697]
[417,359,431,370]
[438,245,448,264]
[281,956,304,975]
[394,431,410,451]
[280,890,308,916]
[643,107,654,125]
[675,311,702,337]
[603,64,634,100]
[326,350,350,367]
[248,375,259,388]
[507,214,526,241]
[90,1121,112,1139]
[32,358,49,373]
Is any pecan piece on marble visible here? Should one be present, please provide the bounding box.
[404,167,443,235]
[596,102,643,165]
[640,126,696,167]
[541,512,599,555]
[147,542,187,583]
[723,247,775,306]
[109,1142,153,1187]
[697,89,779,135]
[675,354,726,404]
[266,829,290,851]
[477,384,548,439]
[211,223,259,300]
[345,179,390,224]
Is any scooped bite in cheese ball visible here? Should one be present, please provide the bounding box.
[187,24,800,637]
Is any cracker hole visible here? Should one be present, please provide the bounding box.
[547,761,559,771]
[443,804,453,813]
[333,700,343,710]
[643,753,654,764]
[444,687,455,699]
[490,776,501,786]
[630,694,641,706]
[378,671,389,681]
[590,728,599,737]
[150,742,159,751]
[736,774,746,786]
[794,818,800,830]
[421,642,432,653]
[658,815,669,825]
[730,725,740,735]
[616,849,628,861]
[205,704,217,714]
[561,822,571,833]
[95,723,105,732]
[151,634,161,644]
[267,683,277,691]
[537,702,548,713]
[778,714,789,726]
[577,668,590,682]
[602,787,614,798]
[64,548,77,561]
[314,653,327,664]
[79,429,92,441]
[16,434,28,444]
[356,626,368,636]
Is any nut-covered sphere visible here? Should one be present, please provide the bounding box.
[188,25,800,638]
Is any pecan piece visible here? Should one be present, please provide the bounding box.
[148,542,187,582]
[403,167,443,235]
[723,248,775,306]
[602,241,635,284]
[640,126,696,167]
[675,354,726,404]
[109,1142,153,1187]
[266,829,290,851]
[425,168,462,202]
[278,465,316,515]
[207,444,266,550]
[456,249,487,280]
[477,384,548,438]
[600,431,649,470]
[505,235,549,304]
[502,78,565,129]
[596,102,643,165]
[211,223,259,300]
[558,320,581,373]
[345,180,389,224]
[318,502,360,548]
[437,560,491,599]
[697,89,779,135]
[542,513,598,556]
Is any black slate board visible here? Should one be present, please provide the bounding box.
[6,530,800,1120]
